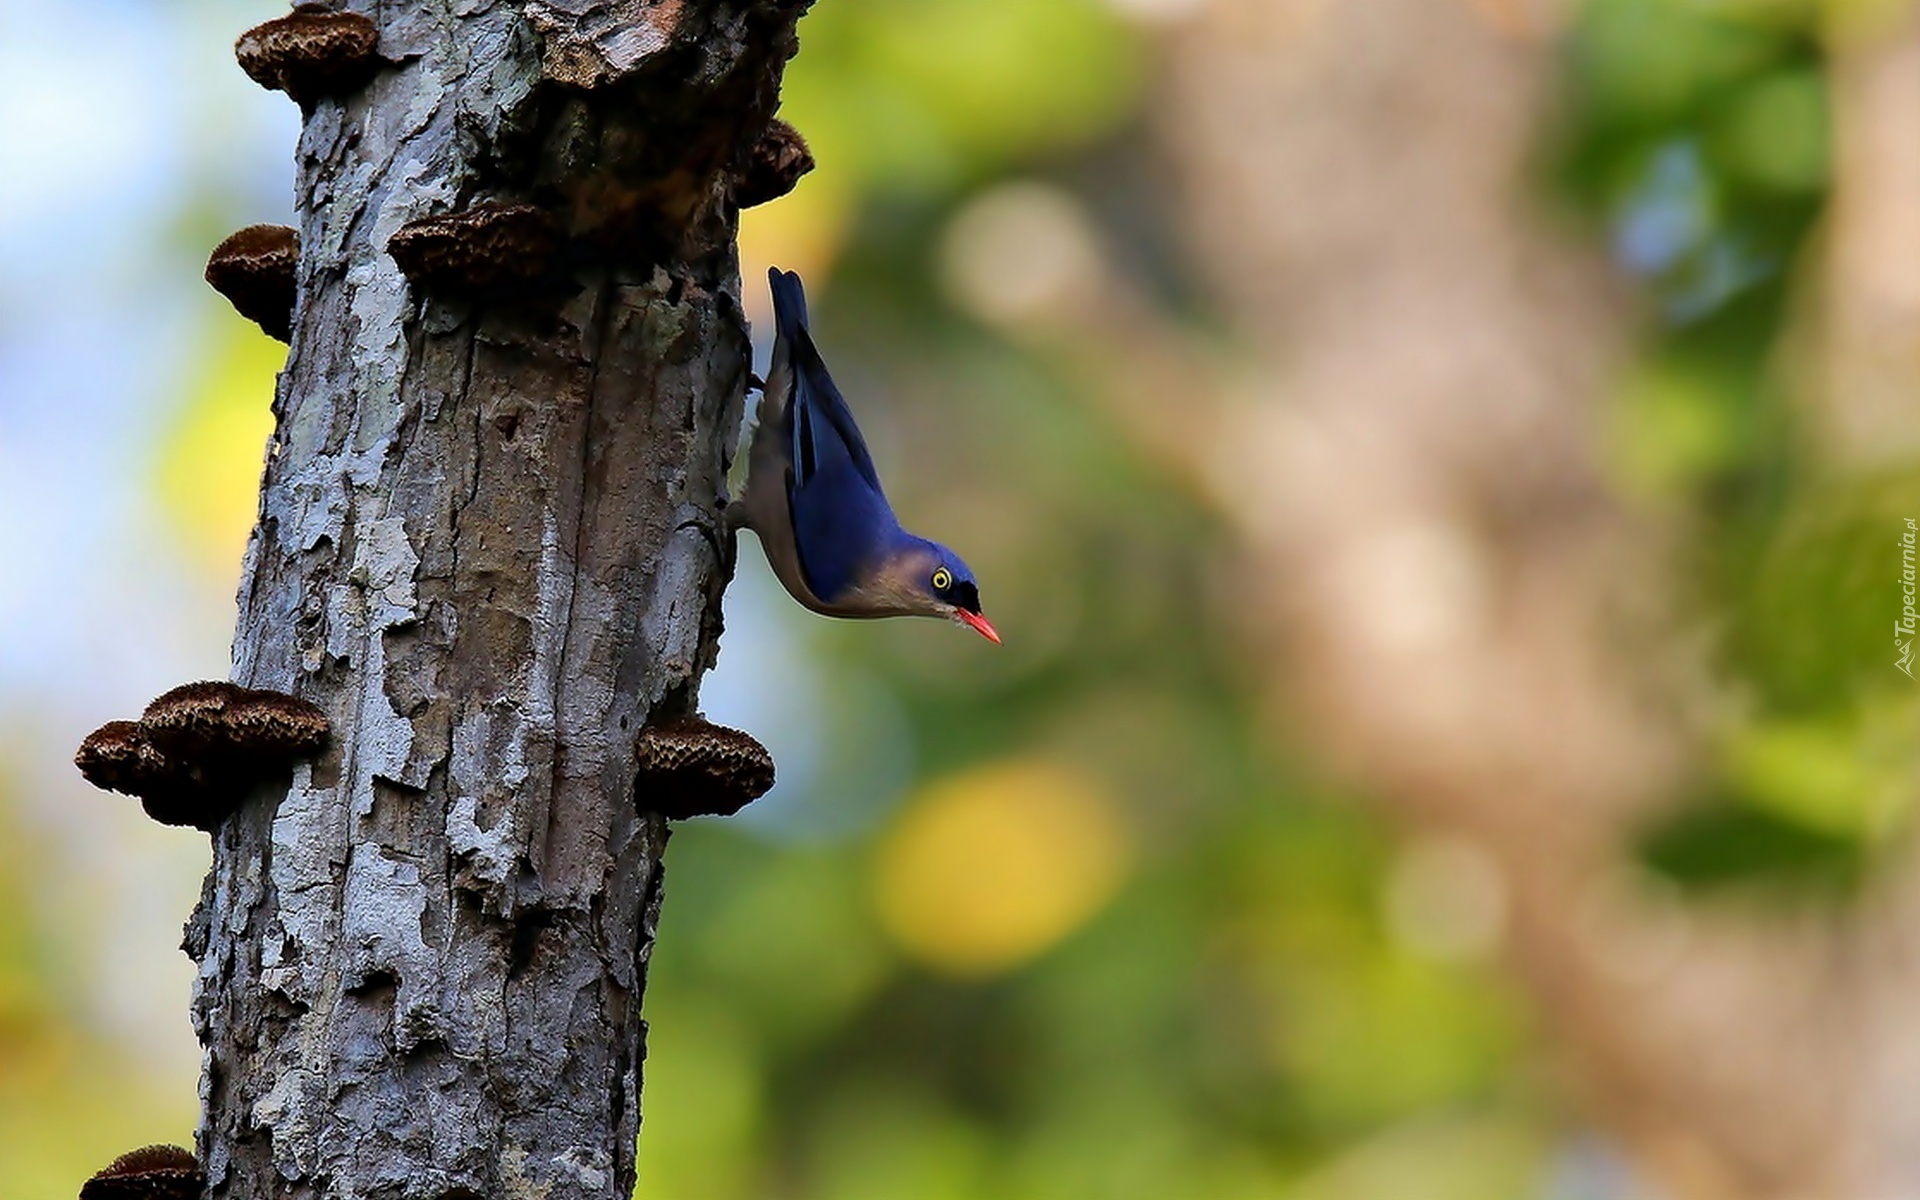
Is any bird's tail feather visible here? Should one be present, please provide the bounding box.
[768,267,810,337]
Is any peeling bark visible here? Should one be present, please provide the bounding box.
[189,3,806,1197]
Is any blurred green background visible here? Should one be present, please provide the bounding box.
[2,0,1917,1196]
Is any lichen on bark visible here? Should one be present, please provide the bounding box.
[188,2,807,1196]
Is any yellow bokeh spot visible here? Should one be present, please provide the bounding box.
[874,760,1129,978]
[154,327,282,576]
[739,174,853,327]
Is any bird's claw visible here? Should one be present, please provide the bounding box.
[675,502,735,569]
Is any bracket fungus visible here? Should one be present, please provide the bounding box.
[635,718,775,819]
[388,202,563,297]
[235,5,381,108]
[79,1145,204,1200]
[734,119,815,209]
[205,224,298,342]
[75,682,329,831]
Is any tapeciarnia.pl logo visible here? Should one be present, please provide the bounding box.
[1900,518,1917,678]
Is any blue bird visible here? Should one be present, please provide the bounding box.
[733,267,1000,644]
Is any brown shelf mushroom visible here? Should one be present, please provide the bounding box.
[635,718,775,819]
[235,6,381,108]
[388,202,562,297]
[205,224,298,342]
[79,1144,203,1200]
[734,119,815,209]
[76,682,329,831]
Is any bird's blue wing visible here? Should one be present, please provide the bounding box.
[770,269,883,494]
[789,450,898,603]
[768,269,899,602]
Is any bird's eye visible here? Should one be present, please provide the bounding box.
[930,567,953,593]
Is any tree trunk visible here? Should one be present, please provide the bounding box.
[1817,2,1920,467]
[1156,2,1858,1197]
[185,4,803,1197]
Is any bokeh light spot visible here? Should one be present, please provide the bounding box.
[875,760,1129,977]
[739,174,853,328]
[938,181,1104,332]
[153,328,281,578]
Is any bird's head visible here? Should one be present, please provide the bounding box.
[871,538,1000,643]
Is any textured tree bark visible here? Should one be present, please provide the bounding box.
[185,3,805,1197]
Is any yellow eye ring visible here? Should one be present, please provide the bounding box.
[931,568,953,591]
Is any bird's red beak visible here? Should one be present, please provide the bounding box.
[956,609,1001,644]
